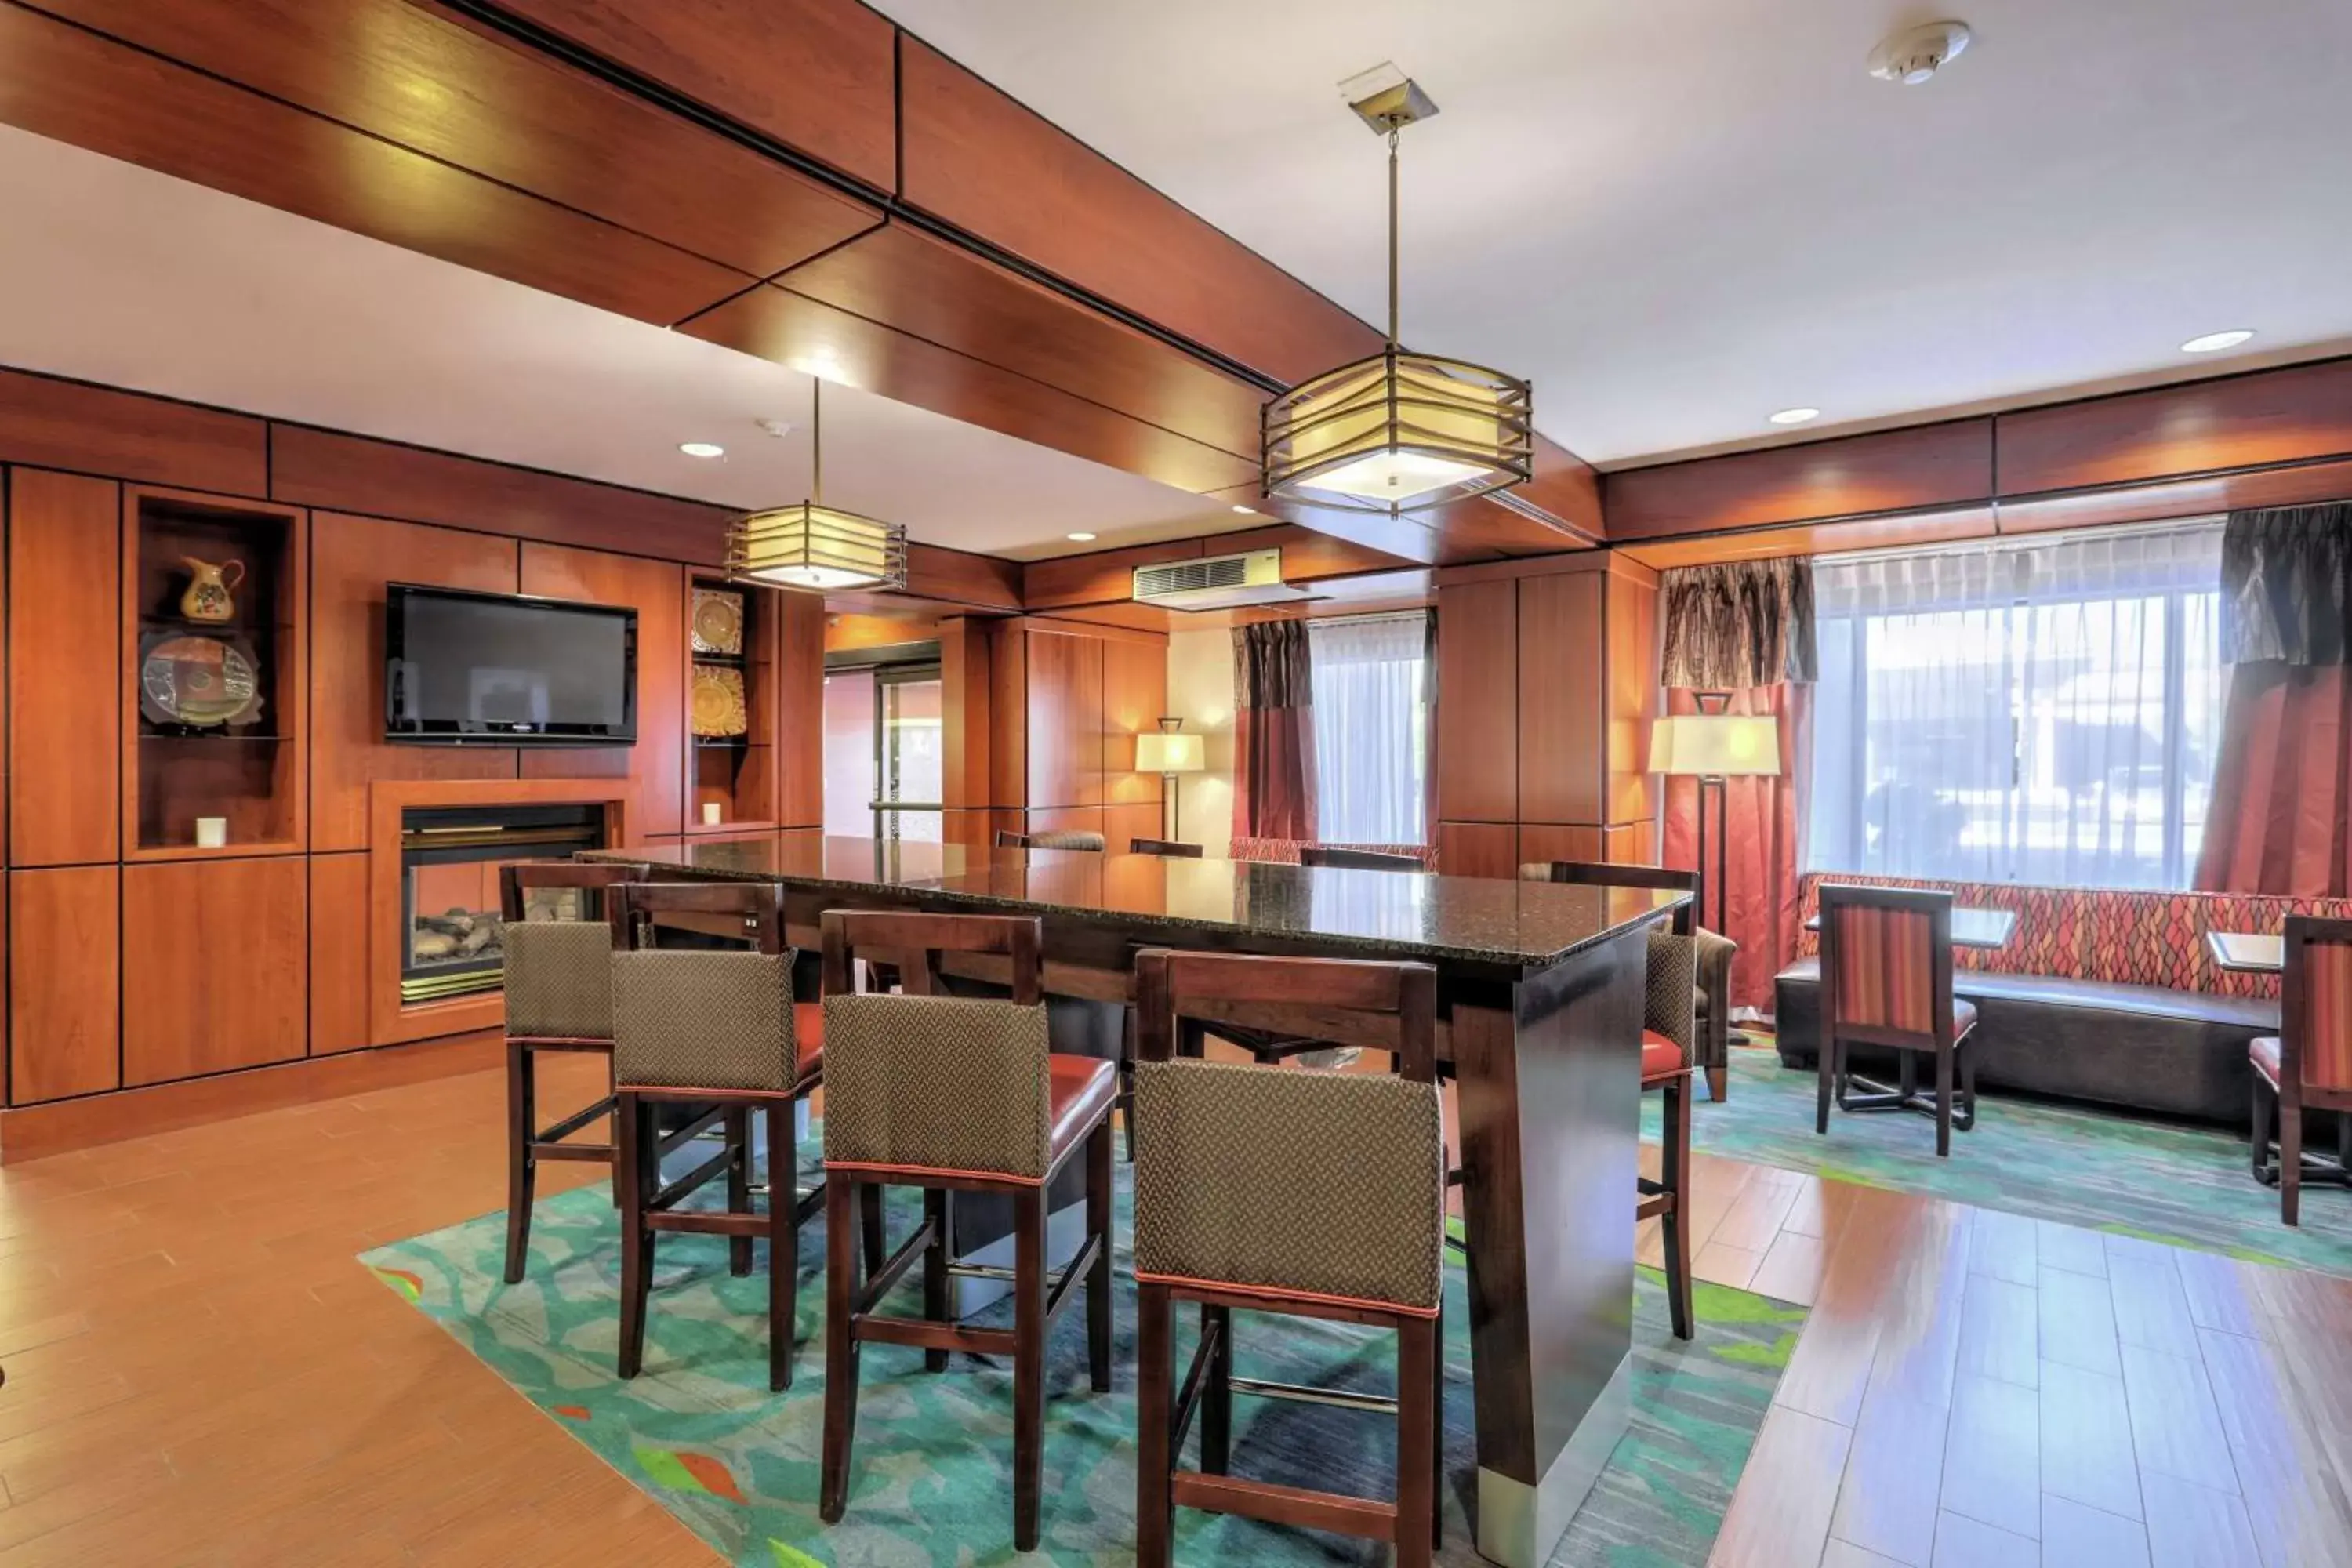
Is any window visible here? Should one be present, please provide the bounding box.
[1806,522,2224,889]
[1308,612,1431,844]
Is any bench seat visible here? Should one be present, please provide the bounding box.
[1773,958,2279,1123]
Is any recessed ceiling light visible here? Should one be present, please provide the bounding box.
[678,441,725,459]
[1232,504,1257,514]
[2180,329,2254,354]
[1066,532,1098,543]
[1768,408,1821,426]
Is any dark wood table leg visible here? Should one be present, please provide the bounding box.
[1451,923,1648,1567]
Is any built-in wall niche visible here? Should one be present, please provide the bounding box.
[684,575,779,833]
[122,488,307,857]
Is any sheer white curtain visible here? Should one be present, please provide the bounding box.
[1808,521,2224,888]
[1308,612,1430,844]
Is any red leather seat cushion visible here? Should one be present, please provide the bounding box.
[1641,1029,1686,1082]
[1048,1054,1120,1159]
[2250,1034,2281,1087]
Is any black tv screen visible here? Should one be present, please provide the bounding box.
[384,585,637,746]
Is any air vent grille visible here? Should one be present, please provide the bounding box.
[1134,555,1253,597]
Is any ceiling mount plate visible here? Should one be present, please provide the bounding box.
[1339,63,1438,132]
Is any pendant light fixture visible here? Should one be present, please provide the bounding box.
[727,377,907,593]
[1263,71,1532,515]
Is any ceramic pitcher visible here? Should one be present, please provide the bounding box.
[180,556,245,622]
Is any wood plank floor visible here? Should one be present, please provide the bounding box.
[2,1055,2347,1565]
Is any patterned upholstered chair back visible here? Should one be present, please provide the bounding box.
[1522,859,1697,935]
[2285,916,2352,1092]
[818,909,1057,1180]
[1129,949,1445,1313]
[996,829,1106,851]
[497,861,648,1041]
[1818,884,1955,1044]
[604,879,804,1091]
[1646,931,1697,1059]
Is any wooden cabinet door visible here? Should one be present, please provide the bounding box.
[122,857,307,1086]
[1436,579,1517,823]
[1025,629,1103,810]
[1516,571,1606,826]
[9,866,120,1103]
[8,469,120,866]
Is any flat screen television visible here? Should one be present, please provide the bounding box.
[384,584,637,746]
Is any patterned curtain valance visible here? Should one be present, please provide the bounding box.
[2220,502,2352,666]
[1660,557,1817,689]
[1232,619,1313,710]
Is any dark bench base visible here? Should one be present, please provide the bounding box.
[1773,959,2280,1125]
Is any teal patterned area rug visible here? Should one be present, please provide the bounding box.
[1671,1047,2352,1276]
[362,1162,1805,1566]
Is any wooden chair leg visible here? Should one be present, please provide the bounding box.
[1011,1187,1047,1552]
[2281,1095,2303,1227]
[771,1112,800,1388]
[1201,1303,1233,1475]
[1431,1304,1447,1549]
[1661,1075,1694,1341]
[819,1174,861,1523]
[616,1094,653,1380]
[2251,1075,2276,1181]
[1396,1315,1437,1568]
[504,1039,537,1284]
[1935,1045,1955,1158]
[1135,1280,1175,1568]
[1707,1065,1728,1104]
[726,1106,753,1276]
[922,1189,951,1373]
[1815,1035,1834,1134]
[860,1181,887,1279]
[1087,1120,1114,1394]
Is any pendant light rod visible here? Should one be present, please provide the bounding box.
[811,376,823,506]
[1387,126,1401,350]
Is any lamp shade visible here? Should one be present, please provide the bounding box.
[727,503,907,592]
[1134,731,1205,774]
[1650,713,1781,777]
[1265,350,1533,513]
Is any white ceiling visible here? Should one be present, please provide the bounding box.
[875,0,2352,467]
[0,124,1245,560]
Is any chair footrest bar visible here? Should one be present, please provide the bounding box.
[851,1315,1015,1357]
[1225,1375,1398,1414]
[852,1218,939,1315]
[648,1210,768,1239]
[945,1262,1018,1283]
[1168,1471,1397,1542]
[536,1097,615,1146]
[532,1141,618,1163]
[651,1149,735,1210]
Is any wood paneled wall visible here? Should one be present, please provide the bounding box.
[981,616,1167,851]
[1435,554,1660,877]
[0,363,831,1134]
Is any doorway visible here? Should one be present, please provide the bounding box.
[822,646,943,841]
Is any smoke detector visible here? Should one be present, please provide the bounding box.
[1869,20,1972,85]
[756,417,795,439]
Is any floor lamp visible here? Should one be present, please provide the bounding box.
[1134,717,1204,843]
[1651,696,1783,1036]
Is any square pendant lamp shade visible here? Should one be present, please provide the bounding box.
[1263,72,1531,515]
[1650,713,1782,778]
[726,376,907,593]
[727,503,906,592]
[1133,731,1206,774]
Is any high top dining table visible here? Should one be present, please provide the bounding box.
[589,832,1687,1568]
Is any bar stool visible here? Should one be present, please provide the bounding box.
[1816,884,1977,1156]
[607,880,867,1392]
[817,910,1118,1553]
[996,828,1107,851]
[1131,949,1446,1568]
[1640,931,1699,1340]
[2249,915,2352,1225]
[499,859,648,1285]
[1130,837,1203,857]
[1242,845,1425,1068]
[1521,860,1738,1102]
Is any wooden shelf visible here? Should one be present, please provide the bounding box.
[124,839,306,864]
[686,575,780,831]
[681,818,778,837]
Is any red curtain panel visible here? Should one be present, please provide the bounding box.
[1230,622,1317,841]
[2194,662,2351,897]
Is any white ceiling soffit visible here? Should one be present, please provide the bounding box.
[0,123,1249,559]
[872,0,2352,467]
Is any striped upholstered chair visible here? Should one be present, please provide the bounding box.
[817,910,1118,1555]
[497,859,648,1284]
[1129,949,1446,1568]
[2250,915,2352,1225]
[996,828,1107,851]
[1815,884,1978,1156]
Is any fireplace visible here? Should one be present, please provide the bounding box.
[399,803,606,1004]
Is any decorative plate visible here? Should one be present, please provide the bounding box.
[691,589,745,655]
[691,666,749,737]
[140,633,262,728]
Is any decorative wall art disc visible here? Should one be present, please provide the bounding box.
[691,589,745,655]
[139,633,262,728]
[691,666,749,737]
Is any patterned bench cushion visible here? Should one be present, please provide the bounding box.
[1231,838,1439,869]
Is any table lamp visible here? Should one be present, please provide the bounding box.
[1134,717,1205,843]
[1650,697,1781,938]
